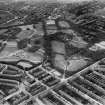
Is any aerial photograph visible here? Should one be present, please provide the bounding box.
[1,0,105,105]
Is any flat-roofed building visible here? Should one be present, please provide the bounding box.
[19,25,34,31]
[16,30,34,40]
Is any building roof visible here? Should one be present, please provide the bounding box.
[16,30,34,40]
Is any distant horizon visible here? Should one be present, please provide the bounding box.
[0,0,93,3]
[1,0,103,4]
[57,0,92,3]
